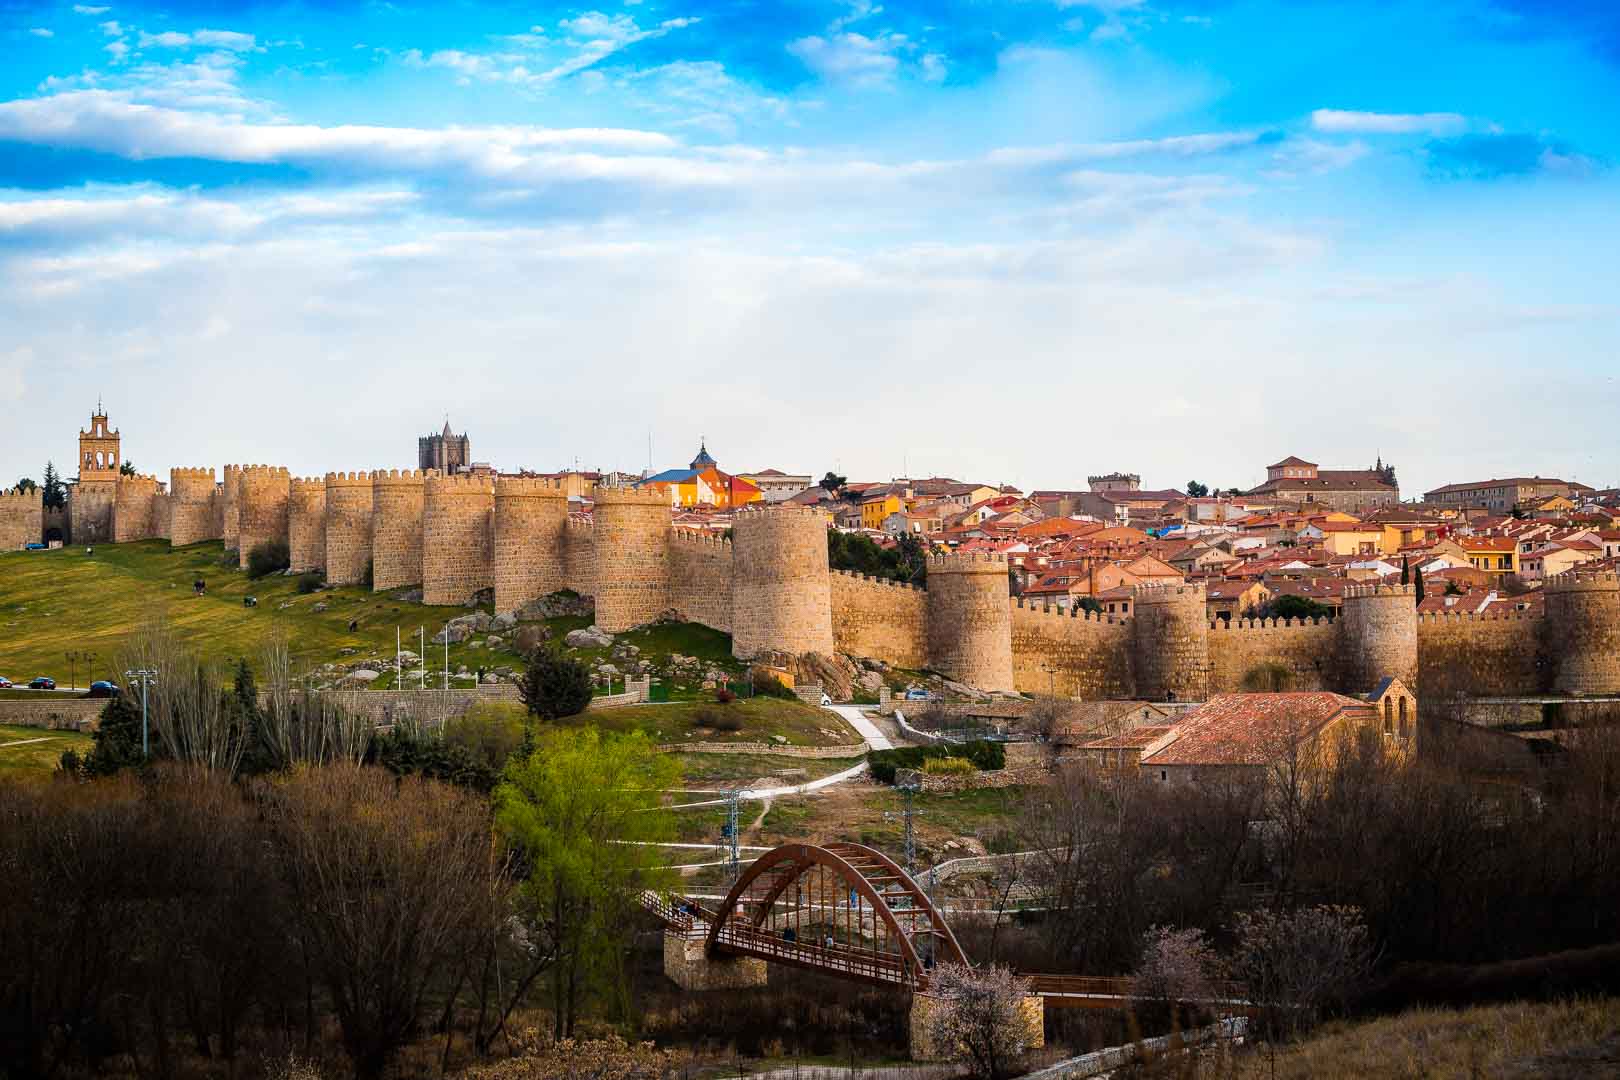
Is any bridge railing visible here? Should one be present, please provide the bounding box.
[714,921,915,987]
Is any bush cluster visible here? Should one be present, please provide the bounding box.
[867,739,1003,784]
[692,707,743,732]
[246,538,291,579]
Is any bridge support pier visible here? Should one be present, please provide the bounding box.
[663,931,768,991]
[908,991,1044,1061]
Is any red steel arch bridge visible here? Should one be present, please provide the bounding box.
[642,840,1181,1008]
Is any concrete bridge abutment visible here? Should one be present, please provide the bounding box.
[662,932,768,991]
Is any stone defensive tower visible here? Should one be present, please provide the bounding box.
[493,476,567,614]
[169,468,217,548]
[112,473,163,543]
[925,552,1014,692]
[324,472,374,586]
[1340,582,1417,690]
[1544,571,1620,695]
[236,467,291,569]
[1131,582,1210,702]
[423,472,495,606]
[221,464,244,552]
[371,470,426,591]
[287,478,328,574]
[590,485,672,632]
[0,487,43,551]
[731,506,835,660]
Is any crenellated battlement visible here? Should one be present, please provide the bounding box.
[1345,582,1416,599]
[591,484,669,507]
[325,470,373,486]
[1213,616,1333,630]
[291,477,326,494]
[1546,570,1620,593]
[116,473,162,491]
[373,469,430,487]
[733,504,828,521]
[170,466,216,481]
[426,473,495,496]
[670,527,732,550]
[494,475,565,498]
[1013,596,1125,625]
[0,487,43,506]
[1133,581,1206,602]
[239,465,290,479]
[831,569,923,592]
[1417,609,1543,624]
[928,551,1007,572]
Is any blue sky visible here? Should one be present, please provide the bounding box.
[0,0,1616,495]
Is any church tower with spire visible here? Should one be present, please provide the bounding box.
[418,419,471,475]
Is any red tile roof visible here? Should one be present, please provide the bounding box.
[1142,693,1372,767]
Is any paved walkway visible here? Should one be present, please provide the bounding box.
[827,705,894,751]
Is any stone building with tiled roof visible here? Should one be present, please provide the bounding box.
[1246,455,1398,514]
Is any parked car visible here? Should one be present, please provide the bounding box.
[0,676,12,688]
[87,680,120,698]
[28,676,56,690]
[819,693,833,707]
[904,687,931,701]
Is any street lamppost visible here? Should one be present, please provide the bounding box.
[124,668,158,758]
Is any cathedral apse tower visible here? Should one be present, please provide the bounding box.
[418,420,471,475]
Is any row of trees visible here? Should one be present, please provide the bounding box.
[1016,724,1620,979]
[6,732,677,1080]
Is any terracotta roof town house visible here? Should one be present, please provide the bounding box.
[1246,455,1399,514]
[1422,476,1593,514]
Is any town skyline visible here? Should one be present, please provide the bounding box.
[2,1,1617,496]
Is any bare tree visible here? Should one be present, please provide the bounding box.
[258,641,372,767]
[257,768,497,1080]
[1132,925,1220,1013]
[923,963,1038,1080]
[121,621,245,777]
[1226,905,1373,1039]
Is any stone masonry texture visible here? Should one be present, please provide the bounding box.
[590,486,671,632]
[287,478,328,574]
[324,472,374,586]
[371,470,426,592]
[731,506,834,659]
[493,476,567,614]
[423,472,494,606]
[926,552,1014,691]
[168,468,218,548]
[236,466,291,570]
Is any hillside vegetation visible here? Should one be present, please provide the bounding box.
[1190,997,1620,1079]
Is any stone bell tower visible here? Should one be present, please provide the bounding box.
[71,403,121,543]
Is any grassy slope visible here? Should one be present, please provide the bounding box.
[582,698,855,747]
[0,722,91,781]
[1216,998,1620,1079]
[0,542,750,697]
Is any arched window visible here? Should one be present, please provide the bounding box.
[1383,698,1392,733]
[1398,697,1409,737]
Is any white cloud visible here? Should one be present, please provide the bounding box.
[104,40,128,60]
[987,131,1265,167]
[788,32,906,88]
[408,12,700,89]
[98,20,122,36]
[137,28,257,51]
[1310,109,1467,135]
[919,52,947,83]
[73,5,110,14]
[29,28,55,39]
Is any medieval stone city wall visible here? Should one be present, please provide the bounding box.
[1009,602,1133,698]
[730,507,833,658]
[562,518,597,598]
[70,478,117,546]
[169,468,218,548]
[927,552,1015,691]
[492,476,567,614]
[287,478,328,574]
[0,488,43,551]
[324,472,374,586]
[1206,617,1339,692]
[667,529,735,635]
[590,487,671,632]
[1132,583,1211,702]
[1542,571,1620,694]
[236,466,291,570]
[371,470,426,591]
[829,571,929,670]
[221,464,243,551]
[1416,609,1545,695]
[422,472,494,606]
[112,474,164,543]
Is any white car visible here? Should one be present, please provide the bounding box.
[820,693,833,706]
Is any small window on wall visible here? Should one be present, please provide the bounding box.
[1383,698,1393,733]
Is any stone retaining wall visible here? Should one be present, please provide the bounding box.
[0,698,105,730]
[656,740,868,758]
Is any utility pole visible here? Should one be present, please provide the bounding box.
[396,627,402,690]
[723,789,741,880]
[124,668,157,758]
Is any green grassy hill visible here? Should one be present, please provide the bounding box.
[0,541,749,697]
[0,722,91,782]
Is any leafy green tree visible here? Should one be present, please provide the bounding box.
[119,460,136,476]
[247,538,290,578]
[1265,594,1333,621]
[80,692,150,775]
[820,471,846,494]
[494,728,680,1038]
[1075,596,1104,616]
[519,645,593,721]
[13,477,36,494]
[1186,480,1209,498]
[41,462,67,509]
[1413,566,1425,605]
[894,531,929,583]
